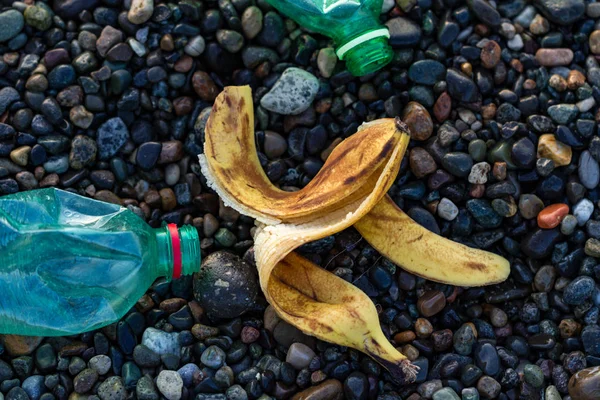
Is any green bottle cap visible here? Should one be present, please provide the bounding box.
[336,27,394,76]
[155,224,200,279]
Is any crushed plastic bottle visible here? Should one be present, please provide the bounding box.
[265,0,394,76]
[0,188,200,336]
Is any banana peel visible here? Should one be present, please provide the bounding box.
[199,86,510,383]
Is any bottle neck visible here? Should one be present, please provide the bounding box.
[154,224,200,280]
[336,28,394,76]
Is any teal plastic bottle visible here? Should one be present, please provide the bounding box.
[0,188,200,336]
[265,0,394,76]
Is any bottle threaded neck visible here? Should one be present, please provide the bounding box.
[336,28,394,77]
[155,224,200,279]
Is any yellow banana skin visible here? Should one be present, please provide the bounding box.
[355,196,510,286]
[199,85,509,383]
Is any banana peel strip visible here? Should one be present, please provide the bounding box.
[200,86,510,383]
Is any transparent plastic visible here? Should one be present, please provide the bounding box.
[265,0,394,76]
[0,188,200,336]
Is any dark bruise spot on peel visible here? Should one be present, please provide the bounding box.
[406,234,423,244]
[344,176,357,185]
[467,262,487,271]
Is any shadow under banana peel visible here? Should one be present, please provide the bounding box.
[199,86,510,384]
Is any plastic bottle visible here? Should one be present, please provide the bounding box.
[0,188,200,336]
[264,0,393,76]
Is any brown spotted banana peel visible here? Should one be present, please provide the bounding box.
[199,86,509,382]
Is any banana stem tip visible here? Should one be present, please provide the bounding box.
[401,359,419,383]
[394,117,410,134]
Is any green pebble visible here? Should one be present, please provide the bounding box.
[110,70,132,95]
[461,388,479,400]
[523,364,545,388]
[432,387,460,400]
[214,228,236,247]
[577,85,593,100]
[545,385,561,400]
[547,104,579,125]
[121,362,141,388]
[110,158,129,182]
[561,214,577,235]
[488,140,517,169]
[468,139,487,162]
[24,5,52,31]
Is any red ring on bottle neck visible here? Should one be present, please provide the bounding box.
[167,224,182,279]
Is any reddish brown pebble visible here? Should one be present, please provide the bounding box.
[94,190,122,205]
[158,140,184,164]
[393,331,416,344]
[409,147,437,178]
[523,79,536,90]
[493,162,507,180]
[159,298,187,314]
[481,103,497,120]
[474,23,490,36]
[537,203,569,229]
[417,290,447,317]
[192,71,219,102]
[173,96,193,116]
[241,326,260,343]
[159,188,177,211]
[470,183,486,198]
[433,92,451,122]
[402,101,433,141]
[568,366,600,400]
[136,294,155,313]
[535,48,574,66]
[293,379,341,400]
[315,98,332,114]
[480,41,501,68]
[567,70,586,90]
[174,55,193,73]
[426,200,439,215]
[510,59,523,73]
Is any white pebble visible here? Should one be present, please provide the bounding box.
[507,34,524,51]
[127,38,146,57]
[185,35,206,57]
[500,22,516,39]
[157,371,183,400]
[88,355,111,375]
[471,121,483,131]
[381,0,395,13]
[458,109,476,124]
[577,97,596,112]
[574,198,594,226]
[514,5,537,28]
[438,198,459,221]
[165,164,181,186]
[468,162,491,184]
[128,0,154,24]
